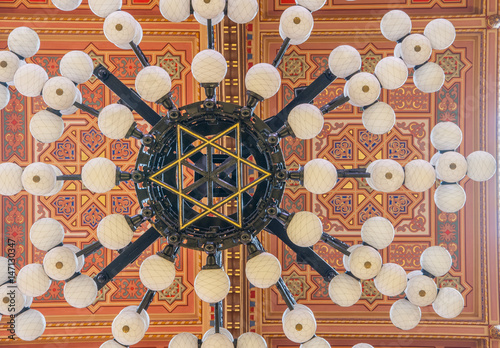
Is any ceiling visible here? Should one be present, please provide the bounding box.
[0,0,498,347]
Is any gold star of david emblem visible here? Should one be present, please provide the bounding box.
[148,123,271,229]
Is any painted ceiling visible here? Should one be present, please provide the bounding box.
[0,0,499,347]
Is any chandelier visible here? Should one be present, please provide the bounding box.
[0,0,496,347]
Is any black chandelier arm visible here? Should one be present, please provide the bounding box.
[320,233,350,256]
[207,19,215,50]
[266,219,338,282]
[56,174,82,181]
[93,226,161,290]
[265,68,337,132]
[73,101,100,117]
[213,301,223,333]
[275,277,296,311]
[272,38,291,68]
[319,93,350,114]
[337,168,370,178]
[130,41,150,68]
[75,241,103,258]
[137,289,156,313]
[93,64,162,126]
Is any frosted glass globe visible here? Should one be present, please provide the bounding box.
[30,217,64,251]
[390,299,421,330]
[194,11,225,26]
[64,274,98,308]
[43,246,78,280]
[192,49,227,84]
[344,72,381,107]
[430,122,462,151]
[0,257,9,285]
[228,0,258,24]
[401,34,432,67]
[282,306,316,343]
[114,19,143,50]
[64,244,84,273]
[303,158,337,194]
[0,84,9,110]
[140,254,176,291]
[245,63,281,100]
[60,51,94,84]
[328,273,362,307]
[353,344,374,348]
[432,287,464,318]
[89,0,122,17]
[414,62,445,93]
[362,101,395,135]
[380,10,411,42]
[361,216,394,249]
[420,246,452,277]
[237,332,267,348]
[203,327,234,342]
[0,162,23,196]
[60,87,81,115]
[192,0,226,20]
[349,245,382,280]
[407,270,423,281]
[374,263,407,297]
[104,11,137,46]
[194,268,230,303]
[405,274,437,307]
[81,157,117,193]
[14,64,48,97]
[97,214,134,250]
[435,151,467,182]
[374,56,408,90]
[424,18,456,50]
[42,76,78,111]
[136,66,172,102]
[245,252,281,289]
[300,336,330,348]
[279,22,310,46]
[8,27,40,58]
[328,45,361,79]
[366,159,404,192]
[159,0,191,22]
[202,333,234,348]
[21,162,57,196]
[342,244,362,272]
[0,51,21,83]
[169,332,199,348]
[434,183,466,213]
[280,6,314,42]
[287,211,323,247]
[15,309,46,341]
[30,110,65,143]
[120,306,149,329]
[17,263,51,297]
[404,159,436,192]
[0,284,26,315]
[52,0,82,11]
[100,340,127,348]
[112,310,147,346]
[466,151,497,181]
[295,0,327,12]
[98,103,135,140]
[288,104,324,140]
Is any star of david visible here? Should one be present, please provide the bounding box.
[148,123,271,229]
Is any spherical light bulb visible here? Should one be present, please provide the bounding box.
[42,76,78,111]
[100,340,127,348]
[14,64,48,97]
[466,151,497,181]
[282,306,317,343]
[424,18,456,50]
[380,10,412,42]
[362,101,395,135]
[353,344,374,348]
[0,84,10,110]
[103,11,137,46]
[120,305,149,329]
[328,273,362,307]
[194,267,230,303]
[287,211,323,248]
[295,0,327,12]
[81,157,117,193]
[115,19,143,50]
[159,0,191,22]
[64,274,98,308]
[64,244,85,273]
[60,87,81,115]
[194,11,225,26]
[21,162,57,196]
[227,0,258,24]
[405,274,437,307]
[435,151,467,182]
[374,56,408,90]
[30,217,65,251]
[52,0,82,11]
[245,252,281,289]
[15,309,46,341]
[0,51,21,83]
[374,263,407,297]
[288,104,324,140]
[434,183,466,213]
[8,27,40,58]
[344,72,381,107]
[280,6,314,42]
[112,310,147,346]
[300,336,330,348]
[139,254,176,291]
[349,245,382,280]
[366,159,404,192]
[401,34,432,66]
[404,159,436,192]
[30,109,65,143]
[169,332,199,348]
[237,332,267,348]
[328,45,361,79]
[98,103,135,140]
[430,122,462,151]
[245,63,281,100]
[413,62,445,93]
[203,327,234,342]
[135,66,172,102]
[279,22,310,46]
[0,162,23,196]
[303,158,337,194]
[361,216,394,249]
[202,333,234,348]
[60,51,94,84]
[97,214,134,250]
[432,287,464,318]
[43,246,78,281]
[192,49,228,84]
[192,0,226,20]
[0,284,26,315]
[390,299,421,330]
[343,244,362,272]
[17,263,51,297]
[420,245,452,277]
